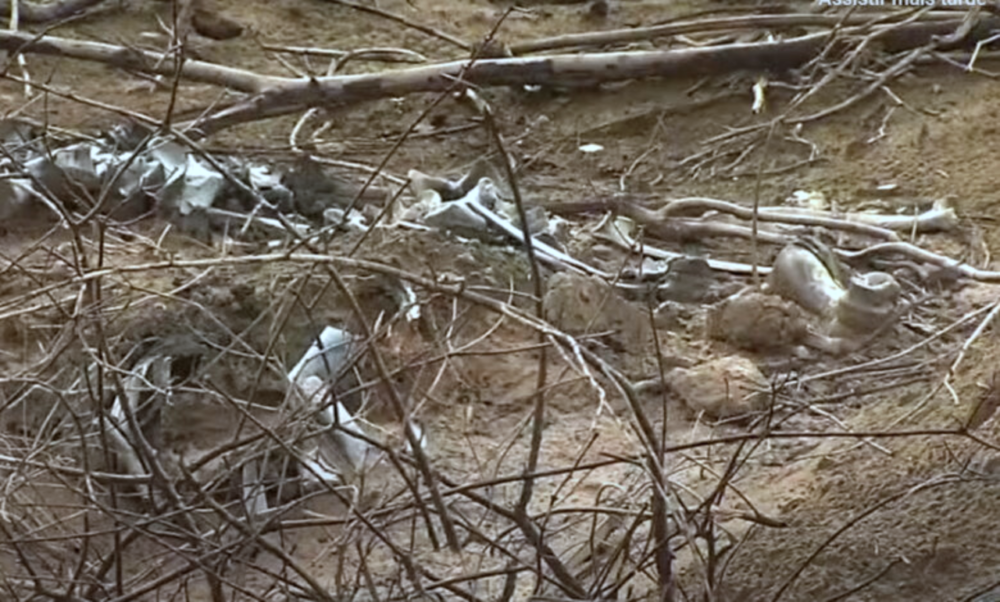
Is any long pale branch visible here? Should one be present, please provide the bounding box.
[1,14,996,137]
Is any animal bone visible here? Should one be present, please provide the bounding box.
[623,199,893,241]
[594,214,773,275]
[765,239,846,315]
[408,159,492,202]
[294,375,374,485]
[103,329,372,518]
[758,203,959,233]
[108,354,173,505]
[462,178,609,277]
[832,271,902,336]
[289,326,356,385]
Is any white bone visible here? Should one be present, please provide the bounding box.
[288,327,355,384]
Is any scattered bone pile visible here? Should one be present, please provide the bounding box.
[106,326,400,518]
[0,123,992,505]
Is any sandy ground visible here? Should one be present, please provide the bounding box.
[2,0,1000,600]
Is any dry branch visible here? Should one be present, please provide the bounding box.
[0,29,280,93]
[185,13,1000,135]
[5,13,996,136]
[183,33,857,134]
[508,10,965,55]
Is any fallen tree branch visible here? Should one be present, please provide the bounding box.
[3,14,997,136]
[508,10,963,55]
[191,14,1000,135]
[0,29,282,92]
[188,37,829,134]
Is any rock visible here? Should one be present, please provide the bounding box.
[499,201,548,235]
[658,256,716,303]
[544,272,646,349]
[0,177,36,221]
[707,290,810,353]
[589,0,609,17]
[470,39,512,59]
[191,5,244,40]
[166,206,212,243]
[281,156,352,217]
[653,300,695,330]
[547,215,572,246]
[0,118,35,154]
[667,356,769,418]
